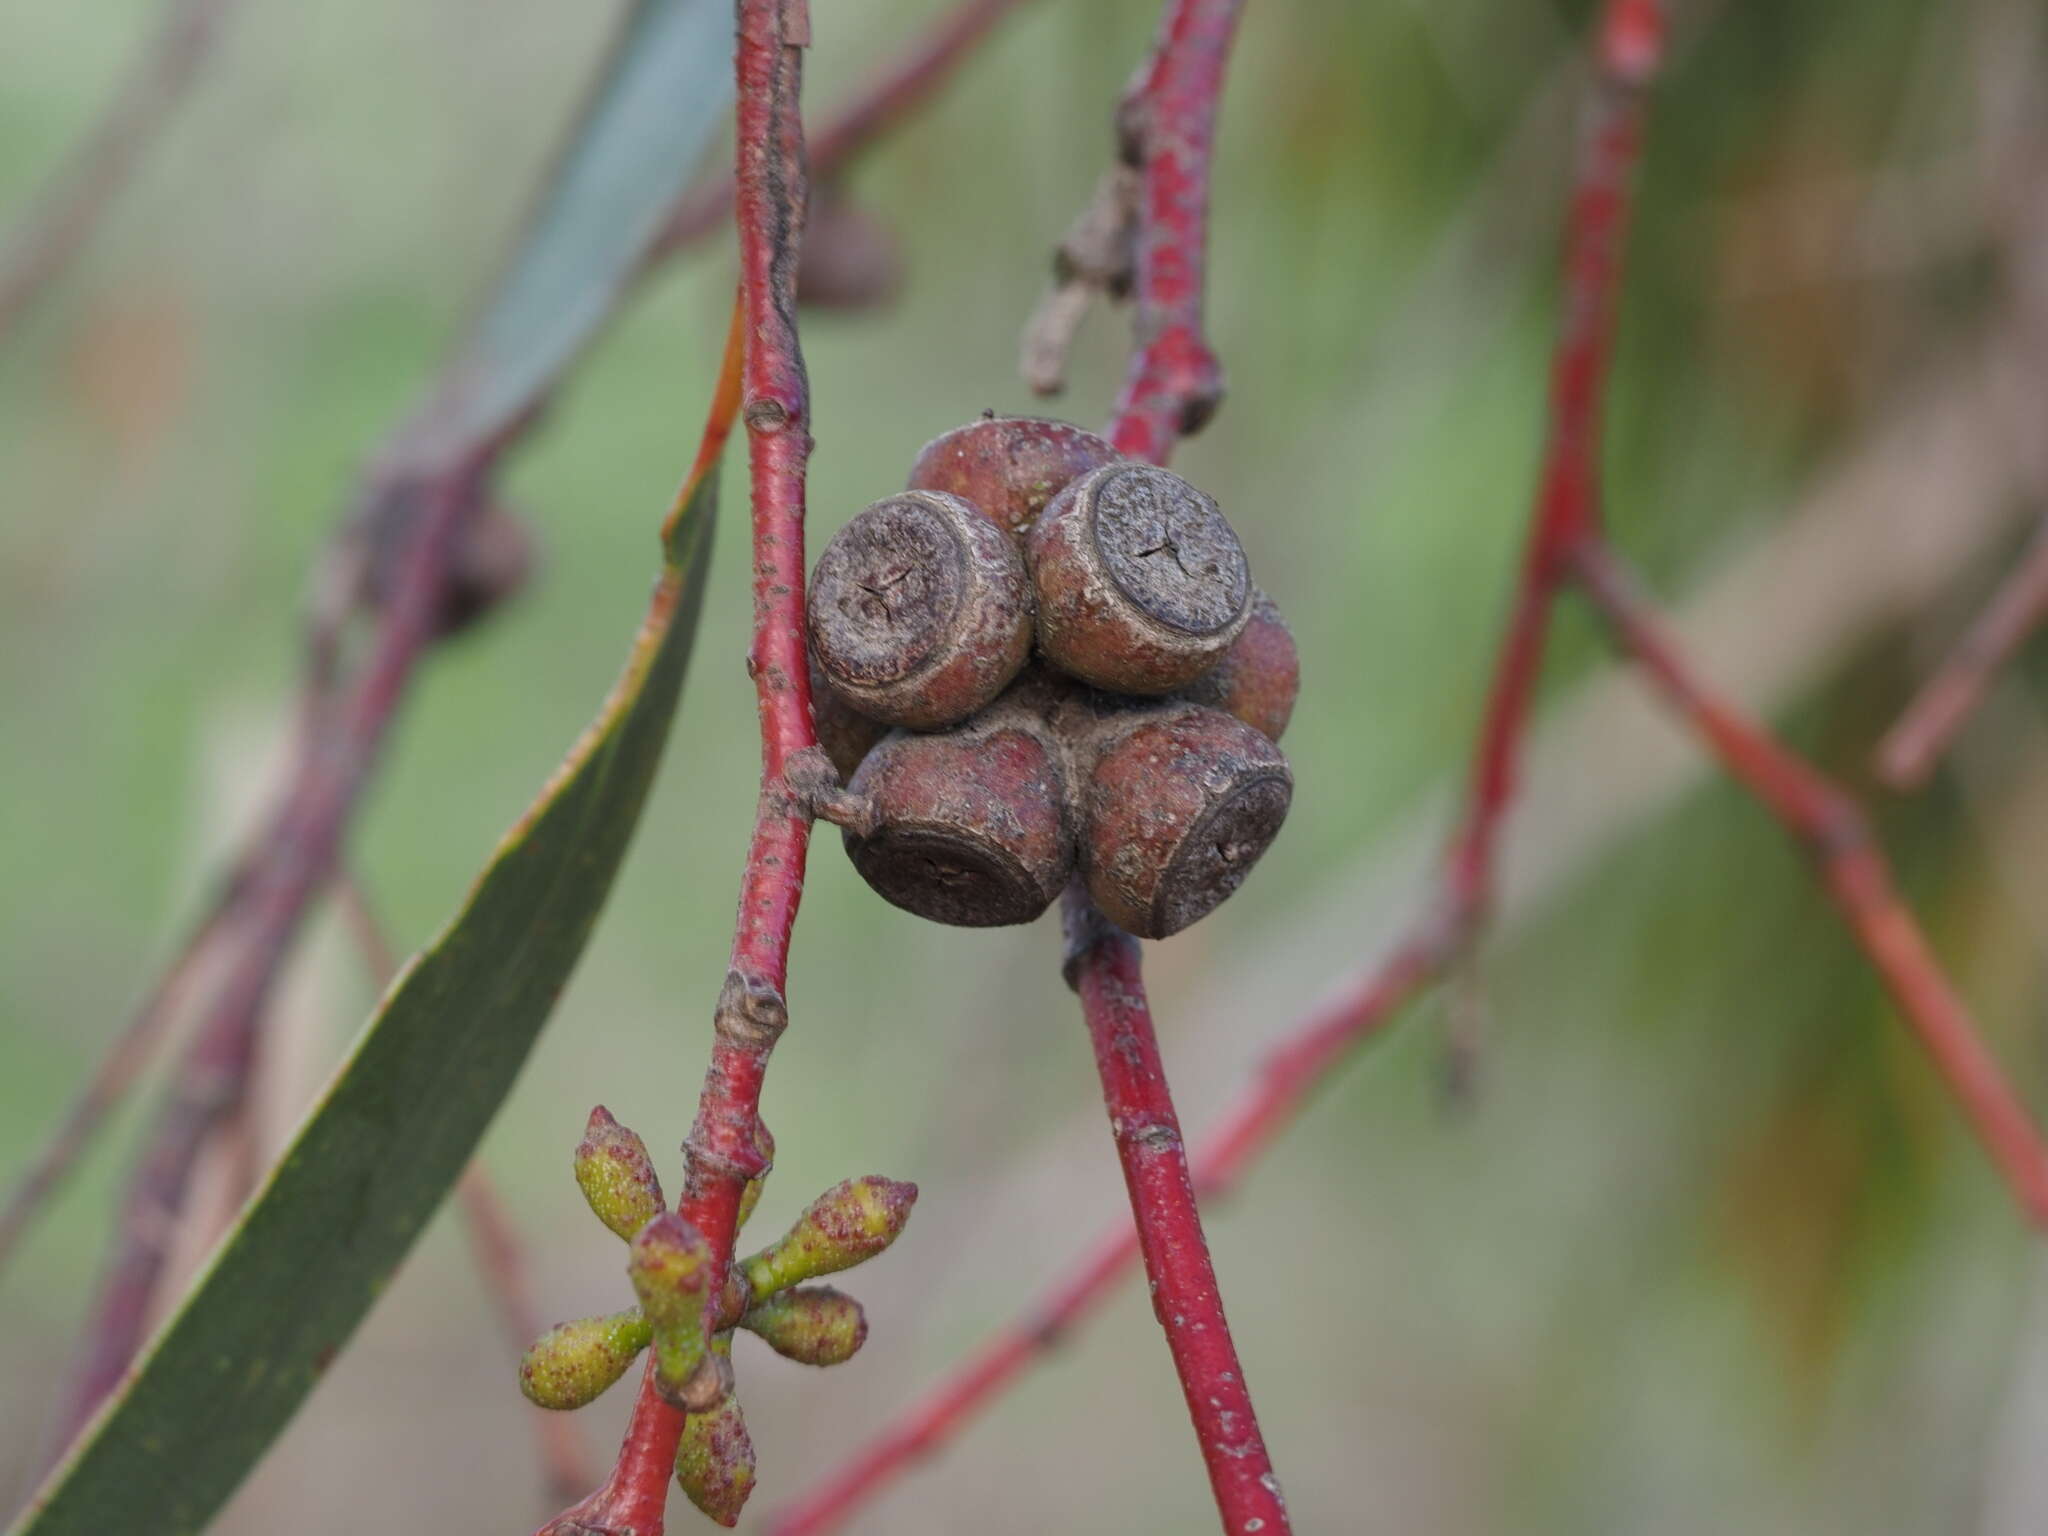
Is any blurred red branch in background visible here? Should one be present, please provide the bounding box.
[0,0,239,347]
[1876,514,2048,789]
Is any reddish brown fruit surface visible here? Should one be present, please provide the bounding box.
[907,416,1119,537]
[808,491,1033,729]
[809,658,887,781]
[841,693,1075,927]
[1080,704,1291,939]
[1175,588,1299,743]
[1027,463,1251,694]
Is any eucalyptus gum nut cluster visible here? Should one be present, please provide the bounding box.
[1078,702,1293,939]
[807,491,1033,729]
[1174,587,1299,744]
[906,415,1120,536]
[1026,462,1252,694]
[841,693,1075,927]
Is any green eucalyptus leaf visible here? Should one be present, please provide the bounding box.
[406,0,734,465]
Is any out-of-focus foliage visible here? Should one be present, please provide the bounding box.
[1,1,2043,1532]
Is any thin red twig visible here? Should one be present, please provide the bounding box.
[0,0,238,346]
[540,5,818,1531]
[1067,894,1287,1534]
[649,0,1032,264]
[1876,514,2048,789]
[1574,542,2048,1226]
[1104,0,1244,463]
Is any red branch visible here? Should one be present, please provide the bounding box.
[540,5,817,1532]
[649,0,1032,264]
[1105,0,1244,463]
[1062,894,1290,1535]
[1573,543,2048,1224]
[1875,514,2048,789]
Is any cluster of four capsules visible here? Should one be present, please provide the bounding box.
[807,416,1298,940]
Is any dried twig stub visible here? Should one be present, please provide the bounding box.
[1028,463,1251,693]
[808,492,1034,729]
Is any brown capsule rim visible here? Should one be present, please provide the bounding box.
[1081,464,1250,641]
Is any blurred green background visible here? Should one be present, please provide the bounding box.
[6,0,2048,1531]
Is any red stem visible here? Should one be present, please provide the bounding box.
[1875,513,2048,789]
[1062,891,1289,1536]
[541,5,817,1531]
[1105,0,1244,463]
[649,0,1033,264]
[1573,542,2048,1227]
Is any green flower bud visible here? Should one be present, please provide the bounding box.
[741,1176,917,1301]
[518,1308,652,1410]
[740,1285,867,1366]
[628,1211,717,1407]
[575,1105,665,1243]
[674,1336,754,1527]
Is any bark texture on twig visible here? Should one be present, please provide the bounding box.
[540,4,817,1530]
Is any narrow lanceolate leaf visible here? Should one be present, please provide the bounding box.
[10,464,722,1536]
[411,0,736,464]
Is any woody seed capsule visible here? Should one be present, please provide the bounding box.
[841,682,1076,927]
[1027,463,1252,693]
[808,491,1033,729]
[1173,587,1300,743]
[907,415,1120,537]
[1079,702,1292,939]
